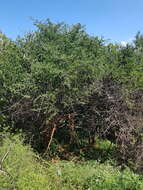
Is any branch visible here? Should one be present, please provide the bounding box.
[44,125,56,156]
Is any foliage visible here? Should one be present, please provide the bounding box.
[0,20,143,171]
[0,134,51,190]
[0,135,143,190]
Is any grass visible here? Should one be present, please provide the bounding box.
[0,134,143,190]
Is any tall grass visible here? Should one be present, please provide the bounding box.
[0,134,143,190]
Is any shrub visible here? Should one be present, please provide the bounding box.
[0,134,50,190]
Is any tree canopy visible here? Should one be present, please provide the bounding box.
[0,20,143,170]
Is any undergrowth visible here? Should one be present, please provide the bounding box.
[0,134,143,190]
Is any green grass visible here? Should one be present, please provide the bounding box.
[0,134,143,190]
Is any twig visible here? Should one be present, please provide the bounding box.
[44,125,56,155]
[0,146,12,177]
[0,146,11,165]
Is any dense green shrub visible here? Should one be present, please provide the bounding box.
[0,134,51,190]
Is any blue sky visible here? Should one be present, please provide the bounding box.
[0,0,143,43]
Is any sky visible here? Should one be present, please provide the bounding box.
[0,0,143,43]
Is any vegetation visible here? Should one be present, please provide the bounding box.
[0,19,143,189]
[0,135,143,190]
